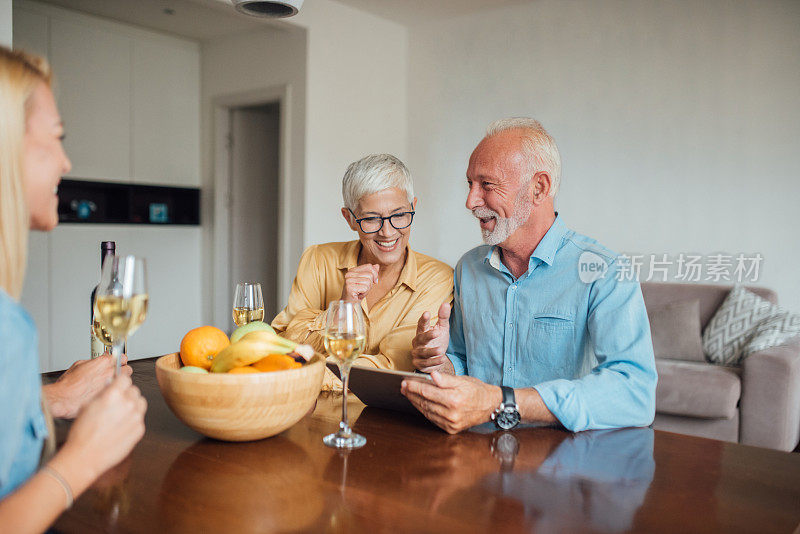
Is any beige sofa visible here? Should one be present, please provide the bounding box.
[641,282,800,451]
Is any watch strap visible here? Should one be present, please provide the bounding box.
[500,385,516,407]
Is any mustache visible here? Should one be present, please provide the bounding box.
[471,207,499,219]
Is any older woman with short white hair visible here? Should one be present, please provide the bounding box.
[272,154,453,387]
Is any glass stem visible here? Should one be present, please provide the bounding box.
[339,363,352,437]
[111,338,125,377]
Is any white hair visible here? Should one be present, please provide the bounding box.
[342,154,415,213]
[486,117,562,196]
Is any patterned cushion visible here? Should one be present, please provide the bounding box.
[702,286,800,365]
[745,311,800,357]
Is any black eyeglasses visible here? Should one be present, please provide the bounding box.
[348,208,415,234]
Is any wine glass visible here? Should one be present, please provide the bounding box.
[94,255,148,376]
[323,300,367,449]
[232,282,264,327]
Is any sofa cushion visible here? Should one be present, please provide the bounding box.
[655,359,740,419]
[745,311,800,357]
[647,299,704,362]
[703,286,800,365]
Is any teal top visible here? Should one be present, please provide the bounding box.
[0,288,47,499]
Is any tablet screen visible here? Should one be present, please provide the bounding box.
[326,362,431,414]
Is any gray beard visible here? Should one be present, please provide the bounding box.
[472,192,532,246]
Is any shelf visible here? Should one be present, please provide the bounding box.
[57,179,200,225]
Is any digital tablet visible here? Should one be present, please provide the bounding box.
[326,362,432,414]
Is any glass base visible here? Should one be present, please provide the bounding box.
[323,431,366,449]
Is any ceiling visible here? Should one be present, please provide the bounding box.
[35,0,537,40]
[36,0,291,41]
[331,0,536,26]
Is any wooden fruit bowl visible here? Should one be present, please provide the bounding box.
[155,352,325,442]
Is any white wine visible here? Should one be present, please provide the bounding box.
[324,333,366,364]
[232,306,265,327]
[94,294,149,339]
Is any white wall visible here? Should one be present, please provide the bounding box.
[293,0,408,247]
[407,0,800,311]
[1,0,11,46]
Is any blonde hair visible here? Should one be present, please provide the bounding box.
[0,46,52,299]
[486,117,562,197]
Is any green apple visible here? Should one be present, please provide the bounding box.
[180,366,209,374]
[230,321,276,343]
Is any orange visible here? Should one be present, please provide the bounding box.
[252,353,301,373]
[227,366,260,374]
[180,326,230,370]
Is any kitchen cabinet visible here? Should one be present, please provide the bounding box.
[49,15,131,182]
[132,37,200,187]
[15,1,200,187]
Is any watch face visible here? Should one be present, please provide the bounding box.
[496,407,520,430]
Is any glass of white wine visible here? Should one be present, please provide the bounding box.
[94,255,148,376]
[232,282,264,327]
[323,300,367,449]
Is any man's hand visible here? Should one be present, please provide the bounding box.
[411,302,453,373]
[341,264,379,303]
[44,353,132,419]
[401,371,502,434]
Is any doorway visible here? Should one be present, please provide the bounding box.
[228,103,280,322]
[212,87,291,333]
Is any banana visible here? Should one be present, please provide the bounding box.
[210,331,313,373]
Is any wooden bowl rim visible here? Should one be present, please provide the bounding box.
[155,351,324,381]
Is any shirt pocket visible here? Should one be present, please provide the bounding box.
[531,310,575,331]
[525,310,576,379]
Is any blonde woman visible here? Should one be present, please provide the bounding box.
[0,47,146,532]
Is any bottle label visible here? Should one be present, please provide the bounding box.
[90,325,106,359]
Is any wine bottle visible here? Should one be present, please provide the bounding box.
[90,241,116,358]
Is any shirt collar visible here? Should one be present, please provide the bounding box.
[530,213,567,266]
[483,213,567,271]
[337,240,418,292]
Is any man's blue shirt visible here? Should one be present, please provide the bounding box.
[447,215,657,431]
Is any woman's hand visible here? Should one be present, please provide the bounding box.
[44,353,132,419]
[51,374,146,490]
[340,264,379,302]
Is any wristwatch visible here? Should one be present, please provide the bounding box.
[491,386,521,430]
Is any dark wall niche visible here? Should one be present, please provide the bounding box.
[58,179,200,226]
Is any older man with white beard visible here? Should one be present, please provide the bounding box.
[401,118,657,434]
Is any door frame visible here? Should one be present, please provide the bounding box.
[211,85,292,330]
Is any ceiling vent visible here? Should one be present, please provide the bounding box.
[232,0,304,18]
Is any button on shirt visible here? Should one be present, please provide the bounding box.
[0,289,47,499]
[447,215,657,431]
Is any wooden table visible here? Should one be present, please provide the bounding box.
[50,358,800,533]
